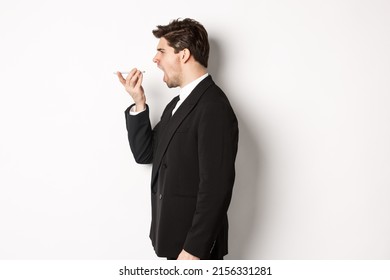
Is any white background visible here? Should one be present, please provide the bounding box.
[1,0,389,259]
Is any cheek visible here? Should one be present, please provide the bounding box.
[170,59,181,71]
[162,55,180,72]
[162,62,174,72]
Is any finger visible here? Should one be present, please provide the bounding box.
[117,71,126,85]
[129,70,141,87]
[135,71,143,88]
[125,68,138,85]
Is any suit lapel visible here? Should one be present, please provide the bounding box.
[160,95,180,126]
[151,76,214,188]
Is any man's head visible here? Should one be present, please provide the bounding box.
[152,18,209,88]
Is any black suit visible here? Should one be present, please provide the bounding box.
[125,76,238,259]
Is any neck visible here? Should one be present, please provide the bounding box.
[180,65,207,88]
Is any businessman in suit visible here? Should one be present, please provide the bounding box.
[117,18,238,260]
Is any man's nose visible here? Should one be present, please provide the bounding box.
[153,54,158,63]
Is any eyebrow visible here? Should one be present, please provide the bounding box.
[157,48,165,52]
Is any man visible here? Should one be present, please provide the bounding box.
[117,18,238,260]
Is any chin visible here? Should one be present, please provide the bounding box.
[163,77,171,88]
[163,73,180,88]
[164,78,178,88]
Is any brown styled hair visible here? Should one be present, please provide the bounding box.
[152,18,209,68]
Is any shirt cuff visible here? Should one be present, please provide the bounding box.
[129,104,146,115]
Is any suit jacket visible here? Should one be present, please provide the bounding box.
[124,76,238,259]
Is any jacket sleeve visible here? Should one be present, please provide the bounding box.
[124,104,154,164]
[183,101,239,258]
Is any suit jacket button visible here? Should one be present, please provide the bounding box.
[159,194,163,199]
[162,163,168,169]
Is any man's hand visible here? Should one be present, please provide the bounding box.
[117,68,146,112]
[177,249,200,260]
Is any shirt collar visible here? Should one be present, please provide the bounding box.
[179,73,209,101]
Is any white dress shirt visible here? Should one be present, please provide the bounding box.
[130,73,209,116]
[171,73,208,115]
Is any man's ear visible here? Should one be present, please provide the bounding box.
[181,48,191,63]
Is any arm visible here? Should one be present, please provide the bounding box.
[125,105,154,164]
[183,101,239,259]
[119,68,153,164]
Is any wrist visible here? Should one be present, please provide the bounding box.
[135,103,146,112]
